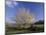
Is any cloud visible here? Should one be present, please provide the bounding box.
[6,17,16,24]
[5,0,18,8]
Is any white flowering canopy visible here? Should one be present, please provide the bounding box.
[15,8,35,29]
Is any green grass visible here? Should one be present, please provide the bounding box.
[5,24,44,35]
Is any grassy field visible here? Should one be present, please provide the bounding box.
[5,24,44,35]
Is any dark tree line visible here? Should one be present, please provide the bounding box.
[34,20,44,24]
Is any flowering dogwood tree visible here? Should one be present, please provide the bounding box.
[14,8,35,29]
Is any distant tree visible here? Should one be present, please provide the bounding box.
[34,20,44,24]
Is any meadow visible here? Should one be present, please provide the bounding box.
[5,20,44,35]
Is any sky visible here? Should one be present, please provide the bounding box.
[5,0,44,23]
